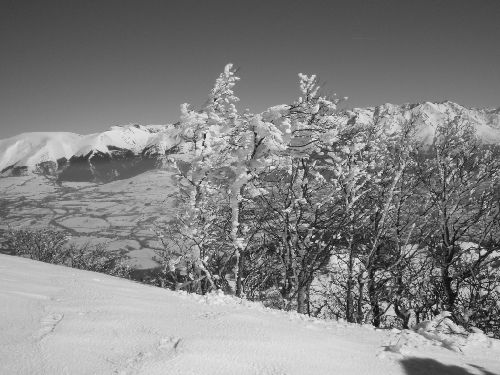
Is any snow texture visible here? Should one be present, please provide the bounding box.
[1,254,499,375]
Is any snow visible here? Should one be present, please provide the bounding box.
[0,132,82,172]
[143,125,180,157]
[1,254,499,375]
[349,101,500,145]
[73,125,156,157]
[0,124,175,173]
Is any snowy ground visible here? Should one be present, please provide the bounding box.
[1,255,499,375]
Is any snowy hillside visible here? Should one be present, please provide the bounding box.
[0,132,83,174]
[1,102,499,180]
[348,101,500,144]
[72,125,159,157]
[1,254,499,375]
[0,124,178,178]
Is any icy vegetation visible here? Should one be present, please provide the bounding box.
[141,65,500,337]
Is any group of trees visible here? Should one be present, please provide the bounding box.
[3,228,131,278]
[148,65,500,337]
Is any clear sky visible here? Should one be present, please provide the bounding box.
[1,0,499,139]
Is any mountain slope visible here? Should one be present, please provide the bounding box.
[0,124,179,180]
[349,101,500,144]
[0,132,83,174]
[1,254,499,375]
[73,126,151,157]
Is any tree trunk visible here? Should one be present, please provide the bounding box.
[368,269,381,327]
[280,215,296,308]
[346,237,355,322]
[441,265,457,312]
[356,273,365,324]
[297,282,310,314]
[235,252,244,297]
[394,301,410,329]
[232,186,245,298]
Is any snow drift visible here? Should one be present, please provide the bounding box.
[0,254,499,375]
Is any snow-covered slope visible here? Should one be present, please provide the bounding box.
[0,124,179,177]
[74,125,155,157]
[142,124,180,158]
[0,132,83,173]
[349,101,500,144]
[1,254,499,375]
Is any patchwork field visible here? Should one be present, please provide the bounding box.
[0,170,177,270]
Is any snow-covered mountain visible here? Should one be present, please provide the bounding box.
[0,132,83,174]
[1,101,499,181]
[0,124,179,181]
[72,124,162,157]
[348,101,500,144]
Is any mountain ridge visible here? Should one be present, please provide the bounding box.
[1,101,499,181]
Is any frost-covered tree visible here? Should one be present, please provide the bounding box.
[155,66,239,293]
[158,64,288,295]
[249,74,351,313]
[414,114,500,323]
[309,113,419,324]
[354,118,421,326]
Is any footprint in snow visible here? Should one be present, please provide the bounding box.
[159,336,182,352]
[197,311,225,319]
[117,337,182,375]
[34,312,64,340]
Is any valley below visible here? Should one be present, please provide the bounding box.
[0,170,176,271]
